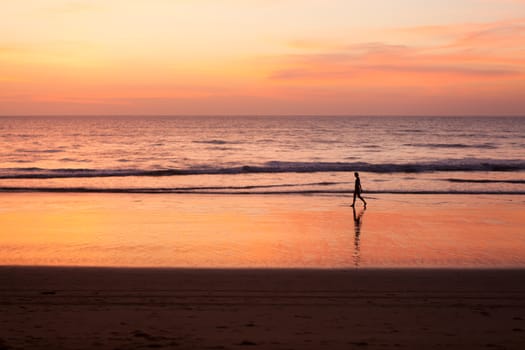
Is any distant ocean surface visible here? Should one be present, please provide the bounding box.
[0,116,524,195]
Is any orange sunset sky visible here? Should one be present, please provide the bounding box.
[1,0,524,116]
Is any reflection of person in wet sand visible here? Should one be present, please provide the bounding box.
[351,172,367,207]
[352,206,366,267]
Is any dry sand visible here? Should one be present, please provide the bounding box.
[1,267,525,349]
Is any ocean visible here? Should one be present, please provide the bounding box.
[0,116,524,195]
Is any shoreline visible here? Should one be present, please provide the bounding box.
[1,188,524,195]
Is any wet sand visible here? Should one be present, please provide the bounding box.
[1,193,525,268]
[1,267,525,349]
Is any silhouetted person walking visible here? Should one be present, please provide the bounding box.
[351,172,367,207]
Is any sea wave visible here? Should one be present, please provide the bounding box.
[15,148,65,153]
[403,143,497,149]
[0,158,524,179]
[445,178,525,184]
[0,186,523,195]
[192,139,241,145]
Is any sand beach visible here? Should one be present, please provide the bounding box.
[1,193,525,349]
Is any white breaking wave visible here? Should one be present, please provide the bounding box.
[1,158,524,179]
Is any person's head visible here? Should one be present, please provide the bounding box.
[354,172,359,178]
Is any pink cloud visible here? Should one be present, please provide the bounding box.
[267,18,525,83]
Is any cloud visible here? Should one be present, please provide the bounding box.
[393,17,525,48]
[453,20,525,48]
[267,19,525,83]
[270,60,520,81]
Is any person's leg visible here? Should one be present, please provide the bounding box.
[358,194,367,206]
[351,192,357,207]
